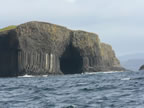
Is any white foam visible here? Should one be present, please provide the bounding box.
[84,72,99,75]
[18,74,35,78]
[121,78,131,80]
[103,71,124,73]
[42,75,48,77]
[18,74,48,78]
[85,71,124,75]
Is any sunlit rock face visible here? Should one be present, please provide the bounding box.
[0,21,125,77]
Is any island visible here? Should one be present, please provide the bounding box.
[0,21,125,77]
[139,65,144,71]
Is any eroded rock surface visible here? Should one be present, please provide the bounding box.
[0,21,125,77]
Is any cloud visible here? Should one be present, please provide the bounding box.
[65,0,76,3]
[1,0,144,56]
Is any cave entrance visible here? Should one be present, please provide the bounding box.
[60,44,83,74]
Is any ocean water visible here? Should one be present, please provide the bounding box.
[0,71,144,108]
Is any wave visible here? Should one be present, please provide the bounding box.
[18,74,48,78]
[18,71,125,77]
[102,71,124,73]
[121,78,131,80]
[18,74,35,78]
[85,71,124,75]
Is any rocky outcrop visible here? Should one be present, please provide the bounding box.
[0,21,125,77]
[139,65,144,70]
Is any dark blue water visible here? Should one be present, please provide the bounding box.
[0,71,144,108]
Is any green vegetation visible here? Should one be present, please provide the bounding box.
[0,25,17,32]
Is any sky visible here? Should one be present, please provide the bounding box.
[1,0,144,56]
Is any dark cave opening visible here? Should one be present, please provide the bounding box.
[60,45,83,74]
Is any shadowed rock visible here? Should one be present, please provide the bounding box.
[139,65,144,71]
[0,21,125,77]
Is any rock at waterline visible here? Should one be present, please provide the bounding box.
[139,65,144,71]
[0,21,125,77]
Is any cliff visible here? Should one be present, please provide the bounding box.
[0,21,125,77]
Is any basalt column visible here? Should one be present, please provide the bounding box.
[17,51,61,75]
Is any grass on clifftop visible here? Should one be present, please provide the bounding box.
[0,25,17,32]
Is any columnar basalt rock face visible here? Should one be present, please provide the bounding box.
[0,21,125,77]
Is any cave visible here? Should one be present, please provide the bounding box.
[60,44,83,74]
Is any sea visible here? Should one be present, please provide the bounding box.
[0,71,144,108]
